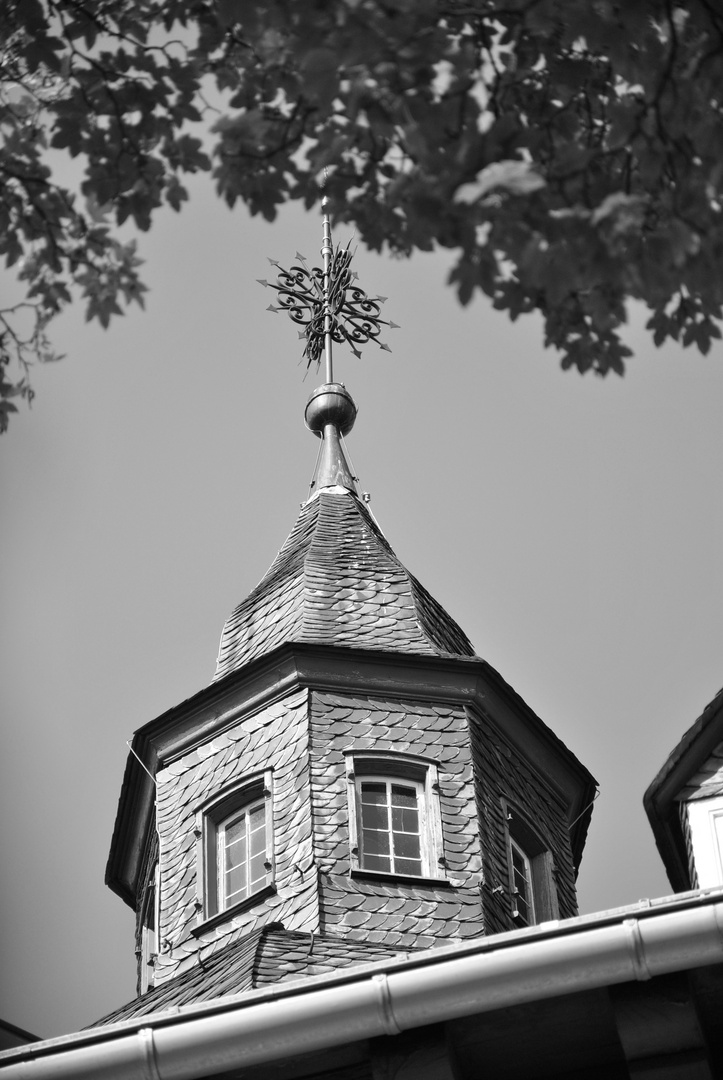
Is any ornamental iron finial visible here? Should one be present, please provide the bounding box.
[257,180,398,383]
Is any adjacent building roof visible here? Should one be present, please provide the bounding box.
[644,685,723,891]
[215,489,475,680]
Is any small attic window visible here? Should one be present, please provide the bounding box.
[195,771,274,929]
[502,800,559,926]
[345,753,446,882]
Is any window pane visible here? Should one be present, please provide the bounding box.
[391,784,417,807]
[394,831,421,860]
[391,804,419,833]
[226,815,246,845]
[362,827,390,856]
[510,840,533,924]
[225,863,247,902]
[395,857,422,876]
[360,802,388,831]
[249,808,266,857]
[249,851,267,890]
[361,782,387,803]
[363,853,391,872]
[225,832,247,870]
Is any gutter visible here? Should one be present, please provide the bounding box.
[2,894,723,1080]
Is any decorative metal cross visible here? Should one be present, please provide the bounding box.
[257,195,398,384]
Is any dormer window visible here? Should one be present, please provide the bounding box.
[195,771,274,928]
[503,800,559,926]
[346,753,445,882]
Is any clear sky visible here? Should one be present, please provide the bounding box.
[2,172,723,1039]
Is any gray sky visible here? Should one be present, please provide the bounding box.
[2,174,723,1038]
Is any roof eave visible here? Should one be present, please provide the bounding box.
[3,889,723,1079]
[643,687,723,892]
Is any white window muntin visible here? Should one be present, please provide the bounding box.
[509,837,535,926]
[345,752,445,881]
[218,796,268,908]
[502,800,559,926]
[358,776,425,876]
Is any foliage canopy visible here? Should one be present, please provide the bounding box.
[2,0,723,429]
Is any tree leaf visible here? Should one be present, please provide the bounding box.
[455,161,546,204]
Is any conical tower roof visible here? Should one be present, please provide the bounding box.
[215,202,475,681]
[215,476,475,680]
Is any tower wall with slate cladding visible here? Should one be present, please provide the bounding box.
[469,707,579,933]
[144,679,581,990]
[309,691,486,947]
[151,688,319,987]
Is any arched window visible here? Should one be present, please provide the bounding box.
[357,776,425,876]
[346,753,446,882]
[195,770,274,929]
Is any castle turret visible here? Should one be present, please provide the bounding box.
[103,202,596,1017]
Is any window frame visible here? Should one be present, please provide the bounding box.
[345,752,447,884]
[139,861,159,994]
[502,799,559,926]
[687,794,723,888]
[194,770,274,932]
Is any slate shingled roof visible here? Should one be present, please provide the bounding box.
[93,926,413,1026]
[215,490,475,679]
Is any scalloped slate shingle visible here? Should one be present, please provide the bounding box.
[152,690,320,988]
[309,692,485,949]
[215,491,475,680]
[94,926,412,1027]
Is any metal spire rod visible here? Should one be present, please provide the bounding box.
[321,190,334,384]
